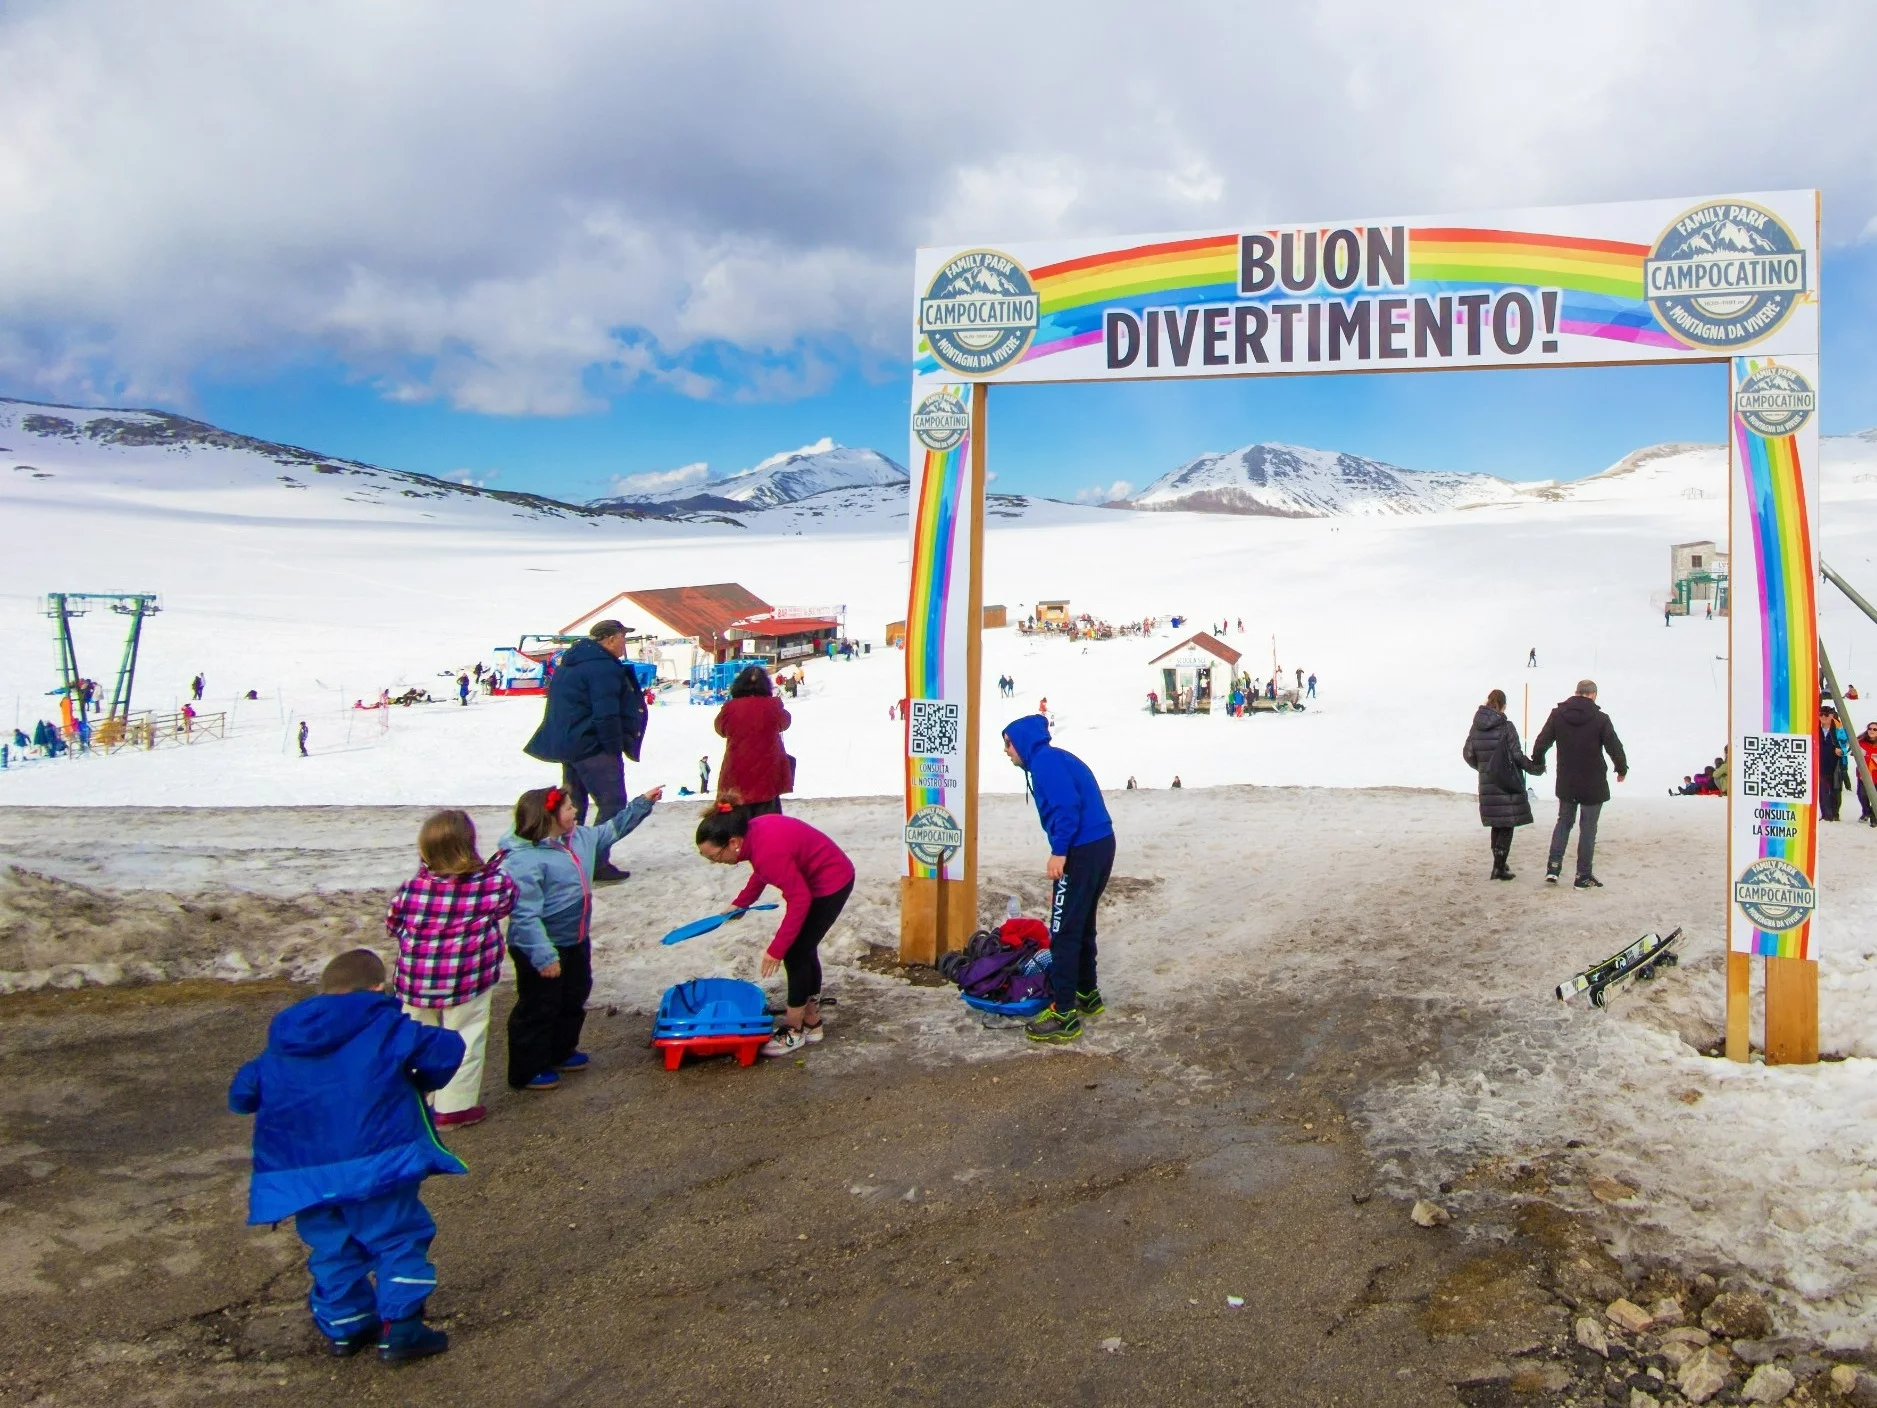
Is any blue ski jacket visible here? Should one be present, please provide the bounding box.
[228,991,466,1225]
[498,795,655,968]
[524,638,648,764]
[1003,714,1113,857]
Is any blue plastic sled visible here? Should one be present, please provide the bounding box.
[659,903,778,945]
[960,989,1049,1018]
[654,978,774,1040]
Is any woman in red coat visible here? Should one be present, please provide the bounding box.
[714,665,793,816]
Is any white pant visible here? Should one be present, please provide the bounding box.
[402,987,493,1115]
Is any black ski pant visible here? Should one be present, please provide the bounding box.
[1047,834,1115,1013]
[1822,774,1844,821]
[564,752,627,869]
[507,937,592,1088]
[780,881,852,1008]
[1548,800,1601,880]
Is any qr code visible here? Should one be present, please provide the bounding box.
[909,700,961,758]
[1742,732,1812,802]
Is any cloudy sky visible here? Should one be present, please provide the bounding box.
[1,0,1872,499]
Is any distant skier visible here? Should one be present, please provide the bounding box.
[1463,688,1543,881]
[191,673,205,701]
[298,721,310,757]
[1307,673,1317,698]
[1294,667,1303,690]
[1664,606,1672,627]
[1527,647,1537,668]
[1531,680,1628,888]
[457,673,470,707]
[699,755,712,794]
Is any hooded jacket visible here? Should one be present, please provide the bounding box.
[1461,705,1539,829]
[1532,694,1628,805]
[714,694,793,804]
[1003,714,1113,856]
[524,638,648,765]
[228,991,465,1225]
[498,796,655,969]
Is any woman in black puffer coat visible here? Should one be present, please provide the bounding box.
[1462,688,1544,880]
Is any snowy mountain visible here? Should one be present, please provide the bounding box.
[594,438,907,511]
[0,396,653,527]
[1126,442,1523,517]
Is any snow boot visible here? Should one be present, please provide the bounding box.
[1490,847,1514,881]
[377,1316,449,1365]
[325,1325,379,1358]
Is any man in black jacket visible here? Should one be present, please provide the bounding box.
[1531,679,1628,889]
[524,620,648,881]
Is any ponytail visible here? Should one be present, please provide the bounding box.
[695,799,751,849]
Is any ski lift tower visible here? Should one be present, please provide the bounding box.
[46,592,162,727]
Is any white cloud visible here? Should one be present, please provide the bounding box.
[0,1,1869,413]
[608,461,710,496]
[445,468,499,487]
[1076,479,1133,504]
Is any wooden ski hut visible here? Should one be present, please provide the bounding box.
[1148,631,1242,714]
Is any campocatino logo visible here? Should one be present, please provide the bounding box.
[912,390,970,452]
[918,249,1038,377]
[1734,855,1817,932]
[905,804,964,867]
[1645,201,1807,350]
[1734,362,1817,439]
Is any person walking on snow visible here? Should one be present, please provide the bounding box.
[298,721,309,757]
[523,619,648,883]
[1855,721,1877,826]
[1001,714,1115,1044]
[1531,680,1628,888]
[192,673,205,701]
[1463,688,1543,880]
[1819,705,1850,822]
[457,673,470,707]
[714,665,792,818]
[699,755,712,794]
[1307,673,1316,698]
[1527,647,1537,668]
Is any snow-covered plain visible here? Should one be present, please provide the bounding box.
[10,406,1877,1337]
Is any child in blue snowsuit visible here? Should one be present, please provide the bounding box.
[1002,714,1116,1043]
[229,948,466,1364]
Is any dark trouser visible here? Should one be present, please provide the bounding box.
[507,915,592,1087]
[1822,773,1844,821]
[564,752,627,869]
[1048,833,1116,1013]
[1859,775,1874,822]
[1489,825,1514,865]
[781,880,853,1009]
[1547,800,1602,879]
[295,1183,436,1337]
[740,797,783,820]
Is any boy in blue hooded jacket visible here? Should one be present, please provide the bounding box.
[229,949,466,1364]
[1002,714,1116,1042]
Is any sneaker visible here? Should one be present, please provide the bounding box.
[1545,866,1561,885]
[520,1071,561,1091]
[592,864,630,884]
[325,1325,379,1358]
[1574,874,1603,889]
[378,1316,449,1365]
[763,1025,807,1058]
[1024,1006,1083,1043]
[1077,989,1106,1016]
[555,1052,591,1073]
[432,1105,486,1128]
[801,1019,826,1044]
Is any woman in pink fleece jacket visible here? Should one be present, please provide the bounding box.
[695,805,855,1056]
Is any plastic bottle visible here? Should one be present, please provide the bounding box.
[1005,895,1021,920]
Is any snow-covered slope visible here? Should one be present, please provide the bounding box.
[1128,441,1523,517]
[0,397,641,527]
[597,438,907,510]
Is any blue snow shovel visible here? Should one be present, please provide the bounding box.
[659,903,778,945]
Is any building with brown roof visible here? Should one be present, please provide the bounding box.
[1148,631,1242,714]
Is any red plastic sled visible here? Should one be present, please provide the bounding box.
[654,1034,768,1070]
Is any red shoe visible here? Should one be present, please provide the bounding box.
[433,1105,486,1128]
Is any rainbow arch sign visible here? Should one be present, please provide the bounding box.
[904,191,1821,1060]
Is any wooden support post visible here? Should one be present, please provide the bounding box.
[1725,951,1751,1062]
[1765,956,1819,1065]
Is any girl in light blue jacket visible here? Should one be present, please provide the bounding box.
[498,783,660,1091]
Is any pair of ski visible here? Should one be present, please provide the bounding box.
[1555,928,1683,1008]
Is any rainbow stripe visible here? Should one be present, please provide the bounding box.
[913,225,1679,374]
[1735,356,1818,959]
[904,407,968,873]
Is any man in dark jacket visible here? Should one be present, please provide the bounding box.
[1003,714,1115,1044]
[1531,679,1629,888]
[524,620,648,881]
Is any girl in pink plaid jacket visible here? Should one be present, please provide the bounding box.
[386,810,519,1128]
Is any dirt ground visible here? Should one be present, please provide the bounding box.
[1,973,1598,1408]
[0,792,1851,1404]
